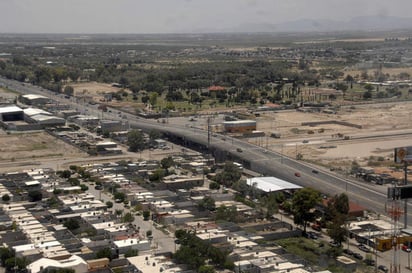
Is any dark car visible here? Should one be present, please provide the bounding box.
[94,185,103,190]
[352,252,363,260]
[343,248,353,255]
[236,148,243,153]
[378,265,388,273]
[312,169,319,174]
[329,241,341,247]
[364,259,375,266]
[304,232,318,240]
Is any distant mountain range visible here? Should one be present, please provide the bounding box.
[230,16,412,33]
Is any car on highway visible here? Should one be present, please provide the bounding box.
[294,172,301,177]
[378,265,388,273]
[236,148,243,153]
[312,169,319,174]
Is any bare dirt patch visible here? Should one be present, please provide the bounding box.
[0,131,86,163]
[255,102,412,170]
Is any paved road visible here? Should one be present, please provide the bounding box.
[1,77,412,223]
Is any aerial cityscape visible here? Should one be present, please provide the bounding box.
[1,2,412,273]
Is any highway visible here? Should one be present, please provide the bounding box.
[1,77,411,225]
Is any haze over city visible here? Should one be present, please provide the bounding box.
[2,0,412,33]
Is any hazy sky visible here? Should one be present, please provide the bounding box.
[1,0,412,33]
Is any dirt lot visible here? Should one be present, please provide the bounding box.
[254,101,412,170]
[0,131,85,169]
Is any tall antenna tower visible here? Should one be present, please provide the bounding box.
[387,197,403,273]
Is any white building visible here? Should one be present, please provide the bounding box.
[27,255,88,273]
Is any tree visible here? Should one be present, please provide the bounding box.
[209,182,220,190]
[149,129,161,142]
[215,205,238,222]
[291,188,321,232]
[122,212,135,224]
[5,256,29,272]
[0,247,13,266]
[96,247,115,260]
[326,193,349,244]
[106,201,113,209]
[198,265,216,273]
[80,184,88,192]
[127,129,145,152]
[124,249,138,258]
[63,218,80,231]
[364,84,374,92]
[28,190,43,202]
[114,192,126,202]
[363,90,372,99]
[214,162,241,187]
[143,210,151,221]
[160,156,174,169]
[149,92,158,107]
[198,196,216,211]
[1,194,10,202]
[63,85,74,96]
[58,170,71,179]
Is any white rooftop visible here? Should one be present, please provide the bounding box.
[246,177,302,193]
[0,105,23,114]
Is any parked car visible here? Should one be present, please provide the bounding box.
[364,259,375,266]
[311,224,321,231]
[352,252,363,260]
[329,241,341,247]
[304,232,318,240]
[402,245,411,252]
[343,248,353,255]
[378,265,388,273]
[358,244,371,253]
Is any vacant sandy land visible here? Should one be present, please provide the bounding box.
[69,82,120,97]
[254,101,412,169]
[0,131,85,162]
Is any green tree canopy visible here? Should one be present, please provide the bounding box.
[122,212,135,224]
[127,129,145,152]
[198,196,216,211]
[160,156,175,169]
[63,218,80,231]
[2,194,10,202]
[291,188,321,232]
[214,162,242,187]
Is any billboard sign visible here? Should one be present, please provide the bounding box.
[394,146,412,163]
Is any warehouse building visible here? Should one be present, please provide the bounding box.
[223,120,256,133]
[20,94,50,106]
